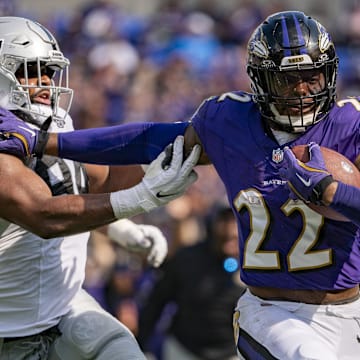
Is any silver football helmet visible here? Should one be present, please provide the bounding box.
[0,16,73,127]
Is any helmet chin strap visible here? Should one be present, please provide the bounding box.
[40,115,53,131]
[24,103,67,129]
[24,103,54,128]
[10,104,54,130]
[9,103,58,131]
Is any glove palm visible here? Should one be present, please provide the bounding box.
[108,219,168,267]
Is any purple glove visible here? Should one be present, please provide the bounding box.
[280,142,335,204]
[0,108,48,159]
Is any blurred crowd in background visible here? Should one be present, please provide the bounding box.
[3,0,360,358]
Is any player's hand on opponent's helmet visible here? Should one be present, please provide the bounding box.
[108,219,168,267]
[279,142,335,204]
[0,107,47,159]
[110,135,201,218]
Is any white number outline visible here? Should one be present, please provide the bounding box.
[234,188,332,271]
[337,97,360,111]
[217,92,252,103]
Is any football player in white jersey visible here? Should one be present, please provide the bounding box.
[0,17,200,360]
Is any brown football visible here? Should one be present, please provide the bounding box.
[291,145,360,221]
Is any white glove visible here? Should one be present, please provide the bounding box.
[108,219,168,267]
[110,135,201,218]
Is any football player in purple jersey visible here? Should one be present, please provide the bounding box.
[1,11,360,359]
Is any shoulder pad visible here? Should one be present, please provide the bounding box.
[191,91,253,121]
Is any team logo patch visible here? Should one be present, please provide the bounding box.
[55,118,65,128]
[261,59,276,68]
[318,24,332,53]
[248,39,269,58]
[272,148,283,163]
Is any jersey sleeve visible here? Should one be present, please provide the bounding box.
[190,95,221,147]
[58,121,190,165]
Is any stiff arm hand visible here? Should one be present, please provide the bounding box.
[280,142,335,204]
[110,135,201,218]
[108,219,168,267]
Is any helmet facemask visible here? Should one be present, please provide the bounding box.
[5,53,72,128]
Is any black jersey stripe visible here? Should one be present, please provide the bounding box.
[237,328,279,360]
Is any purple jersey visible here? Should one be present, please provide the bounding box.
[191,91,360,290]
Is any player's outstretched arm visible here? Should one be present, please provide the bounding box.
[0,107,191,163]
[324,182,360,227]
[0,135,200,238]
[280,142,360,227]
[0,107,209,165]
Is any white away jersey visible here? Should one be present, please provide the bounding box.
[0,113,89,336]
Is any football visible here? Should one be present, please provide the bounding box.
[291,145,360,221]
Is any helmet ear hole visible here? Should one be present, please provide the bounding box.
[246,11,338,133]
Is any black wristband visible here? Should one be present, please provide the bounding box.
[33,130,49,158]
[309,175,335,205]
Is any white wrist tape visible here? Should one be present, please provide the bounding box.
[109,184,157,219]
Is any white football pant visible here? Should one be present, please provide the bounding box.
[233,289,360,360]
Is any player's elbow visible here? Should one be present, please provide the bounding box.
[22,218,71,239]
[28,224,64,239]
[36,228,60,239]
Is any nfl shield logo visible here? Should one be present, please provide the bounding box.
[272,148,283,163]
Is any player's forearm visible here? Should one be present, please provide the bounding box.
[23,193,117,238]
[88,164,145,193]
[46,122,189,165]
[321,182,338,205]
[44,133,59,157]
[325,182,360,226]
[9,135,200,238]
[0,113,208,165]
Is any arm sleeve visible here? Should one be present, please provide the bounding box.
[58,121,189,165]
